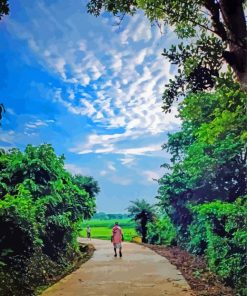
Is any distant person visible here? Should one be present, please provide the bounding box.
[111,222,124,257]
[86,225,91,240]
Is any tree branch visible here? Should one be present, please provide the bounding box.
[203,0,228,41]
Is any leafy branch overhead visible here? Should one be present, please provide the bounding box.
[0,0,9,20]
[87,0,247,111]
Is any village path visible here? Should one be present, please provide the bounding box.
[41,238,193,296]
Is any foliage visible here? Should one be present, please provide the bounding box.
[87,0,247,111]
[158,77,247,242]
[189,198,247,293]
[72,175,100,199]
[147,215,176,246]
[161,36,225,112]
[0,0,9,20]
[0,144,98,295]
[156,77,247,292]
[127,199,155,243]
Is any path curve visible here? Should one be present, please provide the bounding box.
[42,239,193,296]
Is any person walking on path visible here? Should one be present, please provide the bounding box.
[111,222,123,257]
[86,225,91,240]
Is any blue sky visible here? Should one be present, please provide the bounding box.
[0,0,180,213]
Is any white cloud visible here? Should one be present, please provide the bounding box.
[7,0,180,161]
[107,162,116,171]
[120,156,135,166]
[64,163,89,175]
[100,170,107,176]
[142,170,161,182]
[111,175,132,186]
[117,144,162,156]
[6,108,16,115]
[0,130,16,144]
[72,139,162,156]
[8,1,179,138]
[25,119,55,130]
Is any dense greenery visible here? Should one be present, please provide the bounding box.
[127,199,155,243]
[147,214,176,246]
[189,198,247,294]
[155,77,247,293]
[0,144,98,295]
[158,76,247,238]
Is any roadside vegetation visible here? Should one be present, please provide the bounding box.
[126,79,247,295]
[0,144,99,296]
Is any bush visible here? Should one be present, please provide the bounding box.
[189,197,247,293]
[0,144,98,295]
[147,215,177,246]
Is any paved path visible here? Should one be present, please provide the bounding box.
[42,239,193,296]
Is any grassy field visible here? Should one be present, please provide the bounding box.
[80,219,137,241]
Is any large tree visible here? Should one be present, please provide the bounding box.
[0,144,98,295]
[157,76,247,243]
[87,0,247,110]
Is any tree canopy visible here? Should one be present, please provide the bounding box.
[72,175,100,200]
[0,144,99,295]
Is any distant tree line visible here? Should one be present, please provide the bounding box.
[93,212,129,220]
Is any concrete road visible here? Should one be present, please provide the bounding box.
[41,239,193,296]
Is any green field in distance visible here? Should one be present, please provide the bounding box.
[80,219,137,241]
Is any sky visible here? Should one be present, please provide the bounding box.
[0,0,180,213]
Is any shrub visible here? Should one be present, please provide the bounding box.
[189,197,247,293]
[0,144,98,294]
[147,215,177,246]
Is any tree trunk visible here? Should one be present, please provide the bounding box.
[141,219,147,243]
[219,0,247,90]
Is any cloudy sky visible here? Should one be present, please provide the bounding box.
[0,0,180,213]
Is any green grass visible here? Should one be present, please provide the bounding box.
[79,219,137,241]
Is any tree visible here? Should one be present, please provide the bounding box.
[72,175,100,199]
[0,144,99,295]
[127,199,155,243]
[87,0,247,110]
[0,0,9,20]
[157,76,247,243]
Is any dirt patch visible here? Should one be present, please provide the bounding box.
[145,244,235,296]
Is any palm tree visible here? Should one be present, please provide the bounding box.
[127,199,155,243]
